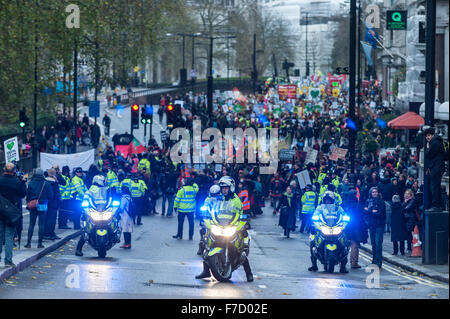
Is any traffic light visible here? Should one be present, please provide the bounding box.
[19,109,29,128]
[131,104,139,129]
[141,105,153,124]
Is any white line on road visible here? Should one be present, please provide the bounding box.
[359,252,448,289]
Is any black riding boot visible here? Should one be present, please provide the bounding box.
[195,261,211,279]
[242,258,254,282]
[339,257,349,273]
[308,256,318,272]
[197,241,204,255]
[75,235,85,256]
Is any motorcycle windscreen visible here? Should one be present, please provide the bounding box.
[214,211,238,226]
[321,204,340,227]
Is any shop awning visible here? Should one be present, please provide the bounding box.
[387,112,424,130]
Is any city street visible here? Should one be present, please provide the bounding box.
[0,203,447,299]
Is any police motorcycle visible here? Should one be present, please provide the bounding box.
[309,191,350,273]
[197,185,222,255]
[199,179,251,282]
[80,176,121,258]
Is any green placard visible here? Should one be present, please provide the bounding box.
[332,81,339,87]
[387,10,407,30]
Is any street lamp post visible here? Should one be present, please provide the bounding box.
[349,0,357,173]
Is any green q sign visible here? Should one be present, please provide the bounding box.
[387,10,407,30]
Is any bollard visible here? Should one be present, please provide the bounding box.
[423,210,449,264]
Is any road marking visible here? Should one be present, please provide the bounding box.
[359,252,448,289]
[258,285,267,289]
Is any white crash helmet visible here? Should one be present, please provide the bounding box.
[92,175,106,187]
[218,176,235,193]
[322,191,335,204]
[209,184,221,197]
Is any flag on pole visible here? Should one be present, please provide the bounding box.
[361,41,374,66]
[364,22,379,49]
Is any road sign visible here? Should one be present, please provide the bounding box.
[89,101,100,118]
[387,10,407,30]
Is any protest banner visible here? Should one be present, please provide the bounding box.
[40,149,95,171]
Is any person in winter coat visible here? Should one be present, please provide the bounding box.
[43,168,63,241]
[402,189,419,254]
[377,173,396,233]
[25,168,54,249]
[0,163,27,267]
[276,186,297,238]
[342,188,368,269]
[119,186,133,249]
[390,195,408,255]
[364,187,386,269]
[424,127,446,211]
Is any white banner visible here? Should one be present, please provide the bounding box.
[304,147,318,164]
[3,136,20,163]
[296,170,312,190]
[40,149,95,172]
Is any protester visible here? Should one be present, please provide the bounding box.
[25,168,54,249]
[0,163,27,267]
[276,186,297,238]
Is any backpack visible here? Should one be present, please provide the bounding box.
[0,194,21,226]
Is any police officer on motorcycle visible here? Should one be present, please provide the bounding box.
[75,175,110,256]
[197,184,222,255]
[195,176,254,282]
[308,191,348,273]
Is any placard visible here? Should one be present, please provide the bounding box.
[3,136,20,163]
[329,147,348,161]
[279,149,296,161]
[296,170,312,189]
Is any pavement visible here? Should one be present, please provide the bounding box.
[360,232,449,284]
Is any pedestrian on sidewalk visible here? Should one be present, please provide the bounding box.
[390,195,408,255]
[119,186,133,249]
[364,187,386,270]
[402,189,419,254]
[25,168,53,249]
[43,168,61,241]
[0,163,27,267]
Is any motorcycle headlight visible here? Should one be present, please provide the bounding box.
[343,215,350,222]
[89,210,114,222]
[112,200,120,207]
[81,200,89,208]
[320,226,343,236]
[200,206,208,212]
[211,225,237,237]
[311,215,320,221]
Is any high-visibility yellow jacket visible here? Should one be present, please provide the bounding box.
[301,191,317,214]
[71,175,87,201]
[59,175,72,200]
[106,170,119,189]
[138,159,150,172]
[130,180,147,198]
[174,185,198,213]
[119,178,132,193]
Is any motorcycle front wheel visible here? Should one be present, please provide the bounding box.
[209,254,232,282]
[98,247,107,258]
[326,250,336,273]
